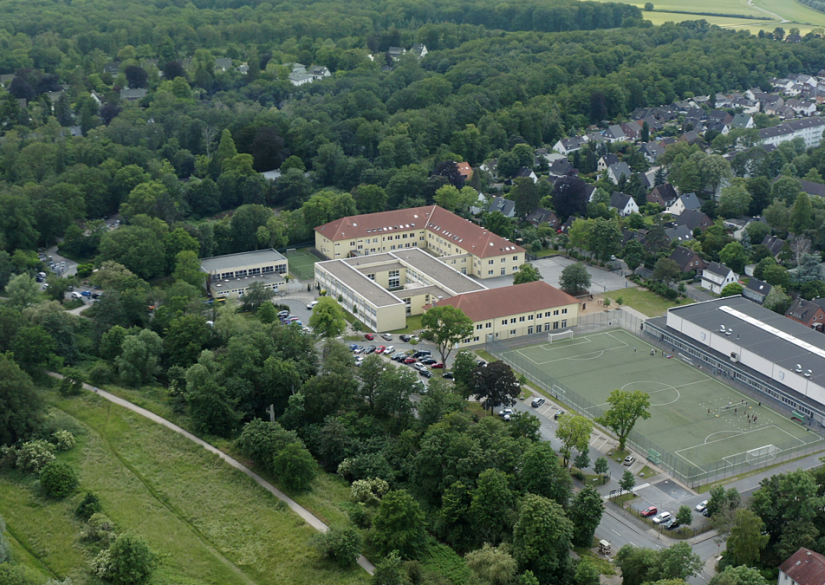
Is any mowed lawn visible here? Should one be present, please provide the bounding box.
[602,288,693,317]
[0,389,369,585]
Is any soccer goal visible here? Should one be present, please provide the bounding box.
[718,400,747,416]
[746,444,779,465]
[552,385,566,397]
[286,248,297,255]
[548,330,574,343]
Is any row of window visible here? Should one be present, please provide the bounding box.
[217,264,283,279]
[462,322,567,344]
[488,256,520,265]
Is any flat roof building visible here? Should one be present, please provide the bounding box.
[314,205,525,280]
[645,296,825,426]
[315,248,487,332]
[201,249,288,299]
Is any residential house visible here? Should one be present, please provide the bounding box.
[786,33,803,43]
[706,119,730,135]
[488,197,516,218]
[731,97,760,114]
[774,105,797,120]
[621,122,641,141]
[658,137,677,149]
[607,162,632,184]
[0,73,14,88]
[759,117,825,148]
[639,142,664,163]
[665,225,693,244]
[288,71,314,86]
[586,132,610,146]
[548,158,576,178]
[456,162,473,181]
[597,154,619,172]
[743,278,772,305]
[786,98,817,116]
[514,167,538,183]
[603,125,627,142]
[411,44,428,59]
[778,548,825,585]
[583,183,597,203]
[553,136,588,155]
[673,209,713,232]
[214,58,233,72]
[799,179,825,198]
[525,208,560,230]
[701,262,738,294]
[237,63,249,75]
[762,235,788,259]
[670,246,706,274]
[610,192,639,217]
[308,65,331,80]
[665,192,702,216]
[731,114,754,129]
[647,183,678,207]
[102,62,120,76]
[469,193,488,215]
[120,88,147,101]
[785,297,825,330]
[679,131,703,146]
[388,47,406,60]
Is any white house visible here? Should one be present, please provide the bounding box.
[701,262,737,295]
[597,154,618,172]
[514,167,538,183]
[609,191,639,217]
[758,117,825,148]
[553,136,587,155]
[665,193,701,216]
[778,548,825,585]
[786,99,817,117]
[607,162,632,184]
[603,125,627,143]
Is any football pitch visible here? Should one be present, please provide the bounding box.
[499,329,823,479]
[286,249,321,280]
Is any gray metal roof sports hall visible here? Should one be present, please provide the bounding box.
[645,296,825,426]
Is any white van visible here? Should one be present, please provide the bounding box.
[71,291,83,300]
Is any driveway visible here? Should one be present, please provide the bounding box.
[475,256,636,294]
[44,245,78,277]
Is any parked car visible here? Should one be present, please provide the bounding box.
[413,363,427,372]
[420,357,437,365]
[695,500,708,512]
[498,408,513,418]
[91,293,101,299]
[702,509,710,517]
[80,290,92,297]
[278,310,290,318]
[71,291,83,300]
[376,346,386,354]
[442,372,454,379]
[400,335,411,342]
[353,346,365,354]
[553,410,564,420]
[413,351,431,359]
[531,397,546,408]
[366,345,376,354]
[623,456,636,466]
[384,345,395,354]
[652,512,672,525]
[381,333,392,341]
[350,344,359,351]
[365,333,375,340]
[403,357,417,364]
[640,507,658,517]
[307,300,319,310]
[414,381,427,394]
[477,360,487,367]
[419,369,432,378]
[665,519,680,531]
[431,362,444,369]
[288,319,303,326]
[392,352,407,361]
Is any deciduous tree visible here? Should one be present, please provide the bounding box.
[559,262,590,295]
[309,297,347,338]
[420,305,474,365]
[597,389,651,451]
[513,263,542,285]
[555,414,593,467]
[568,486,604,547]
[512,494,574,585]
[469,361,521,414]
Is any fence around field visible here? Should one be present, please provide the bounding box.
[486,308,825,488]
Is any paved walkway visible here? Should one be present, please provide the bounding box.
[47,372,375,576]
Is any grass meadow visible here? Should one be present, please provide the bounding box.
[0,387,369,585]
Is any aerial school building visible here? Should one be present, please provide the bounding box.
[645,297,825,427]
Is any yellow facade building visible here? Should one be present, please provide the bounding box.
[434,281,580,347]
[314,205,525,279]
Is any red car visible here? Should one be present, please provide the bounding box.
[376,346,386,354]
[365,333,375,340]
[431,362,444,369]
[640,506,658,517]
[403,357,417,364]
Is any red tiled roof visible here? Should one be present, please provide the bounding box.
[315,205,524,259]
[780,548,825,585]
[456,162,472,177]
[434,281,577,322]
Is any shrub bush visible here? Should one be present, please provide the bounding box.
[52,430,76,451]
[272,442,317,492]
[16,440,56,472]
[347,502,371,528]
[88,362,113,386]
[312,525,362,568]
[40,461,79,499]
[92,533,155,585]
[76,492,103,520]
[83,513,117,544]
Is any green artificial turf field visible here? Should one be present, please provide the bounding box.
[287,249,322,280]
